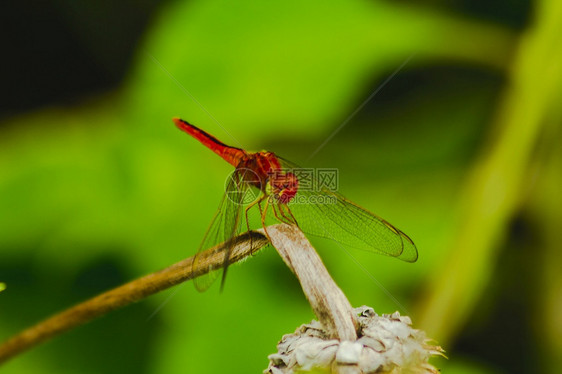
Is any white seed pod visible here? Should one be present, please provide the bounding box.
[265,306,444,374]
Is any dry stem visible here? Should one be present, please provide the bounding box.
[266,224,358,341]
[1,223,360,370]
[0,230,268,365]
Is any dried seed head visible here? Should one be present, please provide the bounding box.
[265,306,444,374]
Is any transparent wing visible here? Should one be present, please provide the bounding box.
[192,168,250,292]
[278,159,418,262]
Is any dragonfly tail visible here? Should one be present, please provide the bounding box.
[173,118,246,167]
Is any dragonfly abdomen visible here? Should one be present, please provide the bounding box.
[173,118,246,167]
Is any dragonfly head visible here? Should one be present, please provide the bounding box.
[269,171,299,204]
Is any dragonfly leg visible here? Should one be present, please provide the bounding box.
[271,200,295,225]
[271,200,284,223]
[245,193,267,253]
[260,198,274,245]
[257,198,264,216]
[248,198,268,257]
[279,203,298,226]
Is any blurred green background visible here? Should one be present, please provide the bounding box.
[1,0,561,373]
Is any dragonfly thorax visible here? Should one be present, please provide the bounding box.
[269,171,298,204]
[242,152,299,204]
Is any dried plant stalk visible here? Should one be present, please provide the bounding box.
[266,224,358,341]
[0,230,268,365]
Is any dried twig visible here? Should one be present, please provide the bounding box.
[0,230,268,365]
[266,224,358,341]
[266,224,363,373]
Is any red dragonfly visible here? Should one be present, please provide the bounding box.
[174,118,417,291]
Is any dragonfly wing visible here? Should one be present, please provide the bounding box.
[192,168,250,292]
[278,159,417,262]
[396,227,418,262]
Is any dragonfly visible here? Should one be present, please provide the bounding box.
[173,118,417,291]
